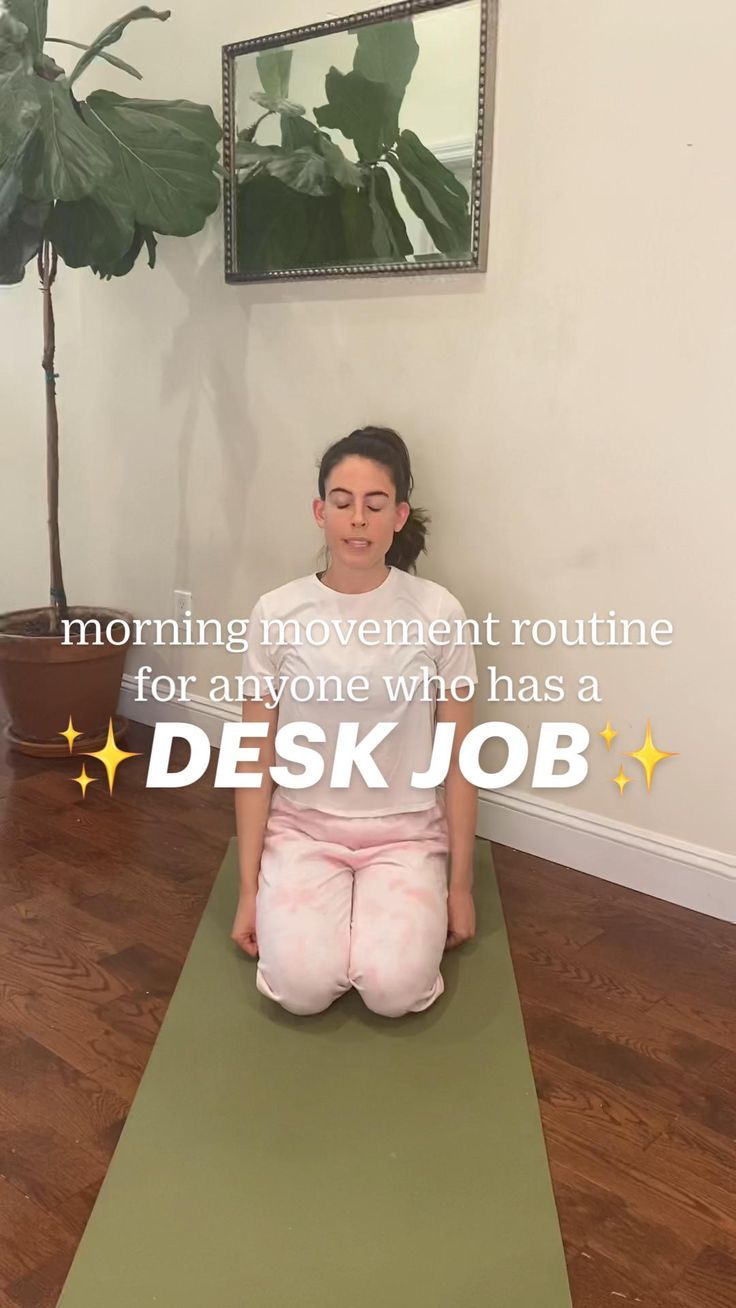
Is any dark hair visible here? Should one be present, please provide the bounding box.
[317,426,430,573]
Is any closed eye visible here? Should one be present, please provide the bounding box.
[335,502,383,512]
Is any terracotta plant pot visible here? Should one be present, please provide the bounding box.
[0,606,134,757]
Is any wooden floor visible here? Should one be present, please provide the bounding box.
[0,718,734,1308]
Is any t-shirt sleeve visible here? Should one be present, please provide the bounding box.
[432,593,479,687]
[240,596,279,702]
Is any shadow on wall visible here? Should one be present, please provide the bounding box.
[149,217,489,590]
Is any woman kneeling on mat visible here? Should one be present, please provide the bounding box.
[232,426,479,1017]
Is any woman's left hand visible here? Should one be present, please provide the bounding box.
[445,887,476,950]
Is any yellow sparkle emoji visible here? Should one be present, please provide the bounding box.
[613,764,631,795]
[599,720,618,750]
[59,714,84,752]
[71,764,98,798]
[627,720,678,792]
[82,718,142,796]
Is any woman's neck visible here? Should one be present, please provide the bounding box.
[318,563,391,594]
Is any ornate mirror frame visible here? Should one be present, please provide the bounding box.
[222,0,498,283]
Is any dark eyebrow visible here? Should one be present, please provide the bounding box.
[328,487,389,497]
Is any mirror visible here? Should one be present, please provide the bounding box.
[222,0,497,282]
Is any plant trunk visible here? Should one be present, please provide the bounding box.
[39,240,67,636]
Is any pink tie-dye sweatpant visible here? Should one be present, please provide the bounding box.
[254,787,451,1018]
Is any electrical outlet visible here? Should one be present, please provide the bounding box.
[174,590,192,625]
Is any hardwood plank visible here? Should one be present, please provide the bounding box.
[0,1174,74,1287]
[522,1002,736,1142]
[574,914,736,1013]
[644,989,736,1059]
[669,1243,736,1308]
[547,1150,710,1291]
[531,1049,672,1153]
[0,1022,128,1142]
[566,1246,649,1306]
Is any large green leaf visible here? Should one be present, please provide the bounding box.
[314,67,400,162]
[0,60,40,169]
[237,140,338,198]
[68,7,170,87]
[281,114,319,151]
[81,90,221,236]
[48,193,135,268]
[390,129,470,255]
[235,140,282,172]
[46,37,144,80]
[236,172,347,273]
[316,135,363,189]
[22,78,113,202]
[104,95,223,150]
[0,10,31,66]
[353,19,419,97]
[265,146,336,197]
[4,1,47,57]
[279,115,364,191]
[367,165,411,259]
[92,223,157,278]
[0,161,21,228]
[256,49,292,99]
[33,51,65,79]
[340,184,375,262]
[0,193,47,283]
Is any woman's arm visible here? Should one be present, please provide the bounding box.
[435,694,478,949]
[234,695,279,895]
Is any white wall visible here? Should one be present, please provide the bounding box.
[1,0,734,875]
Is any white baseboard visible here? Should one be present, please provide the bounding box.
[476,789,736,925]
[119,677,736,925]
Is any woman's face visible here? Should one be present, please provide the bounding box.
[313,456,410,570]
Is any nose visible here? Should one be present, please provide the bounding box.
[351,505,367,526]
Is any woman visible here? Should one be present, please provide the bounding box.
[232,426,478,1017]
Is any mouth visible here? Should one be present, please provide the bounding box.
[344,539,371,549]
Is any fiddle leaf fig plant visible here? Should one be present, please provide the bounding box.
[0,3,222,634]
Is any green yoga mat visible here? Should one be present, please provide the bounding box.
[56,836,572,1308]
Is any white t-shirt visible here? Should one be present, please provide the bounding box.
[240,566,478,817]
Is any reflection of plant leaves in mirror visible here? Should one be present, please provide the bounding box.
[280,115,362,188]
[367,165,412,258]
[250,90,305,117]
[389,129,471,255]
[316,135,363,189]
[265,146,337,197]
[236,138,359,198]
[353,19,419,97]
[234,10,477,273]
[281,114,319,150]
[314,68,400,162]
[256,47,292,99]
[237,172,347,271]
[340,184,375,261]
[235,140,283,179]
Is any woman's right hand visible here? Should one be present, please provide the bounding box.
[231,889,258,957]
